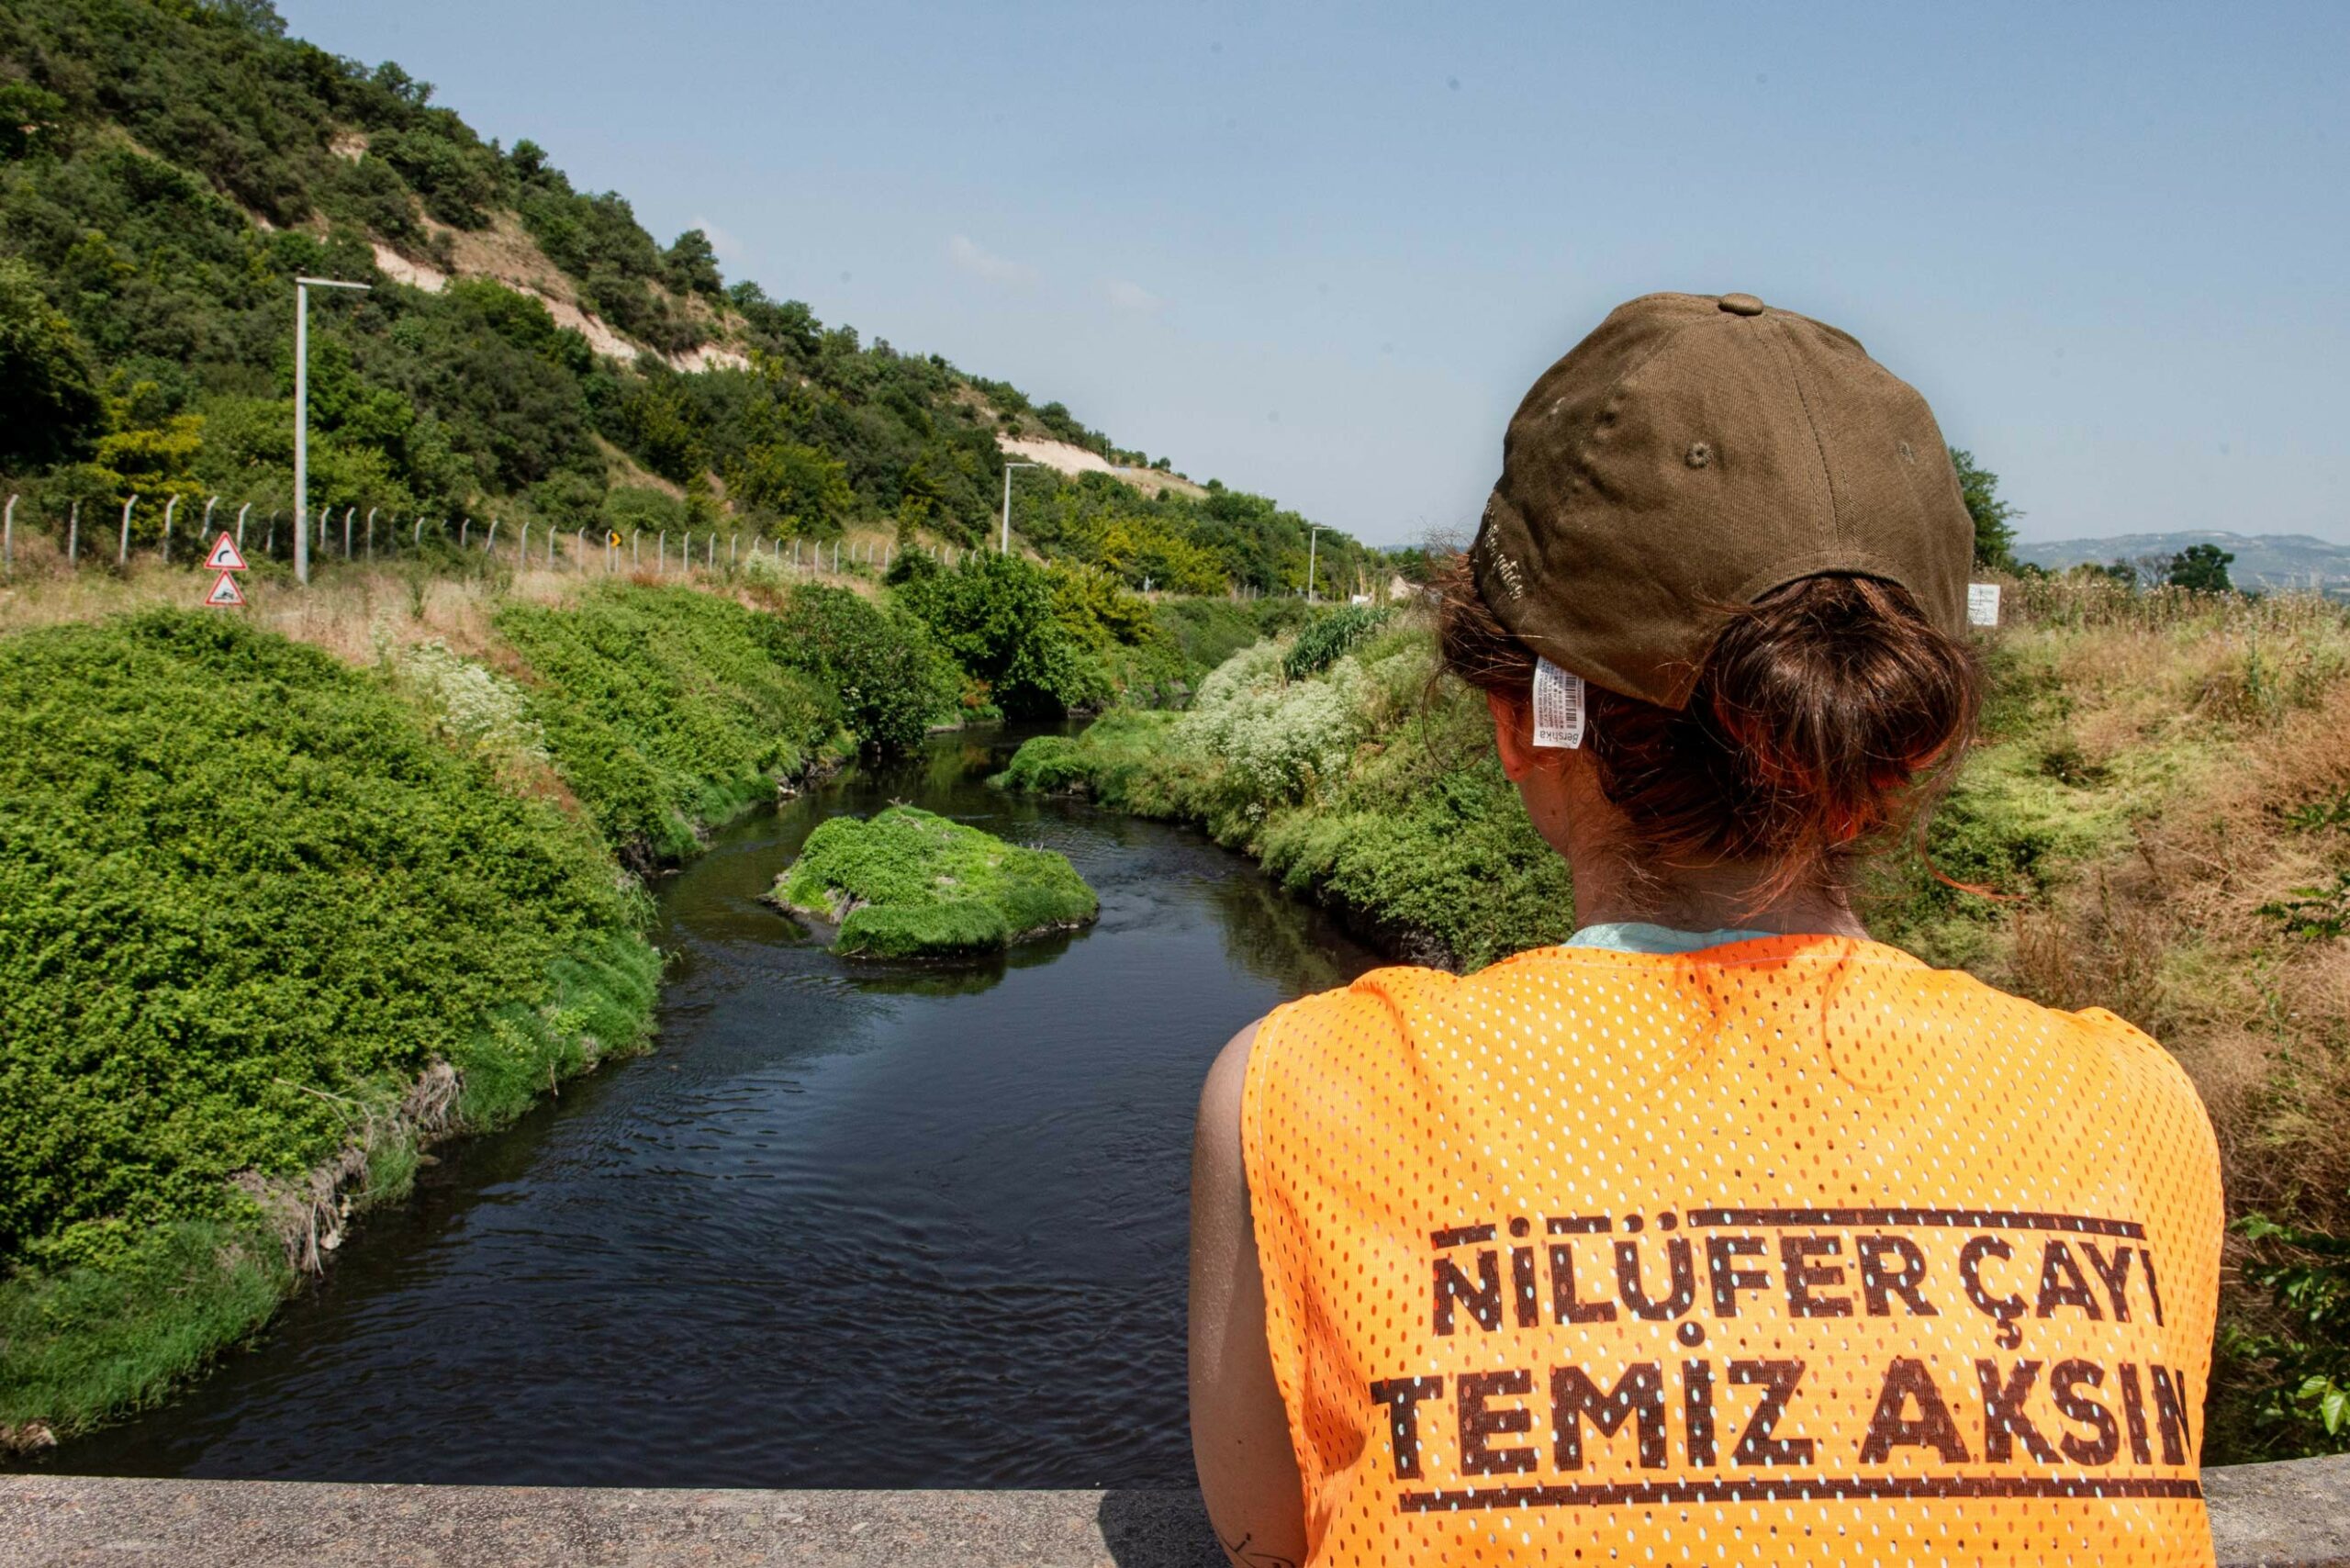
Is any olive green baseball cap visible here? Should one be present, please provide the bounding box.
[1472,291,1973,710]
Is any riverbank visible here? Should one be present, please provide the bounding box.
[33,730,1378,1485]
[0,610,666,1451]
[996,619,1574,971]
[997,577,2350,1461]
[0,558,1299,1448]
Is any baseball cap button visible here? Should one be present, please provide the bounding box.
[1718,293,1765,316]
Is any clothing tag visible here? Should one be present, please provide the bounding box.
[1966,582,2002,627]
[1531,656,1585,749]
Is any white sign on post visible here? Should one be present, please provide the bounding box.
[205,532,249,573]
[204,572,247,608]
[1966,582,2002,628]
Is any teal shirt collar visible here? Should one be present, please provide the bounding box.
[1562,922,1779,956]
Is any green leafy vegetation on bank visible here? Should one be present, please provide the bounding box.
[494,583,845,864]
[748,579,960,754]
[0,610,656,1440]
[775,805,1097,958]
[879,550,1311,719]
[998,624,1573,969]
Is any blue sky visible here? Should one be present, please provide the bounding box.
[280,1,2347,548]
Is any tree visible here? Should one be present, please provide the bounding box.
[665,230,724,299]
[0,82,71,161]
[0,259,104,466]
[94,377,207,508]
[2167,542,2235,595]
[729,441,852,533]
[890,553,1109,717]
[1948,447,2020,571]
[2068,559,2136,588]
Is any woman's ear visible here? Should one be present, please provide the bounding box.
[1486,688,1537,781]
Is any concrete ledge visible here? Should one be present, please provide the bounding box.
[2206,1454,2350,1568]
[2,1462,2345,1567]
[0,1480,1212,1568]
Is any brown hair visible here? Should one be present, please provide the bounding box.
[1435,554,1980,896]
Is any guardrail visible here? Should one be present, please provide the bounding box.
[5,1463,2347,1567]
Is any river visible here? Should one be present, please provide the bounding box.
[51,725,1379,1488]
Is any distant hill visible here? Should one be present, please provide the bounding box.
[0,0,1373,597]
[2015,532,2350,594]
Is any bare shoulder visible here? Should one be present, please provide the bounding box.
[1199,1018,1262,1127]
[1193,1018,1263,1209]
[1190,1011,1308,1568]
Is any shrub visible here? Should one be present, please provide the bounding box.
[0,611,657,1434]
[496,583,841,862]
[0,611,644,1269]
[2225,1212,2350,1451]
[990,629,1567,968]
[890,553,1110,718]
[990,734,1091,794]
[1178,640,1373,811]
[774,805,1097,958]
[1284,605,1391,680]
[761,584,958,753]
[1151,599,1299,684]
[387,638,550,770]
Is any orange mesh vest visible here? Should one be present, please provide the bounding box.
[1241,935,2222,1568]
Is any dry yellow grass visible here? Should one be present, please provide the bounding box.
[1980,583,2350,1229]
[0,544,899,670]
[1927,580,2350,1453]
[1834,577,2350,1451]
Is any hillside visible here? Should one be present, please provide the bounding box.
[2019,531,2350,595]
[0,0,1379,599]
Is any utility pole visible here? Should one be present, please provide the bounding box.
[1001,462,1037,554]
[1306,525,1324,603]
[292,276,371,585]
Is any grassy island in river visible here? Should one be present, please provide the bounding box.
[774,807,1099,958]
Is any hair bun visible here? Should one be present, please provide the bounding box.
[1438,560,1980,894]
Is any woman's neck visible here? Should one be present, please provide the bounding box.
[1489,698,1874,942]
[1565,847,1869,939]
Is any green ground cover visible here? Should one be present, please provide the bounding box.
[775,805,1098,958]
[0,610,657,1440]
[996,624,1572,969]
[494,582,846,864]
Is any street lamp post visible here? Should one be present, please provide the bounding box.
[293,275,371,585]
[1001,462,1037,554]
[1306,525,1324,603]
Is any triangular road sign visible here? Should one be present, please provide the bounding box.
[205,532,249,572]
[204,571,247,608]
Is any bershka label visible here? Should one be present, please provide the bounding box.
[1532,657,1584,749]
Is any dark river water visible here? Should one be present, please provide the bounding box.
[50,726,1378,1488]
